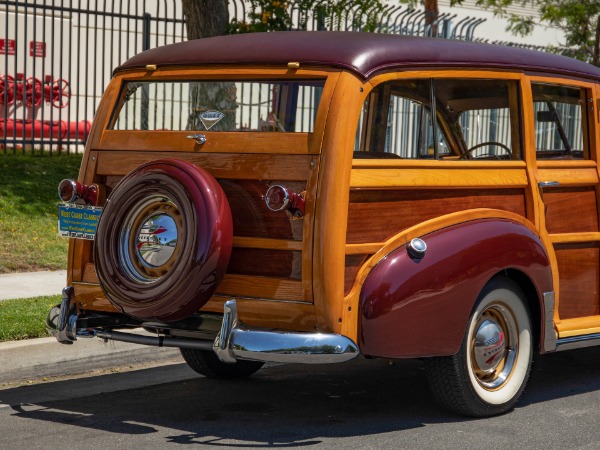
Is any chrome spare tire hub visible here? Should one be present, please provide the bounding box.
[136,213,178,267]
[119,195,182,284]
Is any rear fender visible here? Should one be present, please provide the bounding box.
[359,215,553,358]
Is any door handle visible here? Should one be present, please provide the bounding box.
[538,181,560,188]
[186,134,207,145]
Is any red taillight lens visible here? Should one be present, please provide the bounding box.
[58,179,98,205]
[58,179,78,202]
[265,184,305,218]
[265,185,290,212]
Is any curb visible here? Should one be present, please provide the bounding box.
[0,331,181,384]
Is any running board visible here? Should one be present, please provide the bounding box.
[555,333,600,351]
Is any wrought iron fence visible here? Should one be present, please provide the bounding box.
[1,0,488,155]
[1,1,185,154]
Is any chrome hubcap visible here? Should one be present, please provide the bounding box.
[470,304,518,390]
[474,318,505,374]
[136,213,178,267]
[119,195,182,284]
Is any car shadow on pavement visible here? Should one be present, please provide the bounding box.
[2,348,600,446]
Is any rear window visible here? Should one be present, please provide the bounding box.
[110,79,325,132]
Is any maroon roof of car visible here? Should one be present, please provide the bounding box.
[116,31,600,81]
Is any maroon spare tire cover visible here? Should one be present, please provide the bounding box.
[94,159,232,322]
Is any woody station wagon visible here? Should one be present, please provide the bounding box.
[48,31,600,417]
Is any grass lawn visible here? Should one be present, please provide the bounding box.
[0,153,82,273]
[0,295,61,341]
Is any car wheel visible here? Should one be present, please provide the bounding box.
[425,277,533,417]
[94,159,232,322]
[180,348,264,379]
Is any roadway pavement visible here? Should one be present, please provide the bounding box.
[0,270,179,384]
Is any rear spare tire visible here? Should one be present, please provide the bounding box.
[95,159,232,322]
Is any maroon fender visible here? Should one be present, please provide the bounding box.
[359,219,552,358]
[95,159,232,322]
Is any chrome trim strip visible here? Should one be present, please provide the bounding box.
[213,299,359,364]
[556,333,600,352]
[543,291,557,352]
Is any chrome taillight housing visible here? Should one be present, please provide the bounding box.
[265,184,305,218]
[58,179,98,205]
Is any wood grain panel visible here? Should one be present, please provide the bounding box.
[98,130,310,154]
[537,167,598,186]
[84,249,303,282]
[215,274,304,301]
[102,177,306,241]
[350,168,527,188]
[544,187,598,234]
[73,283,318,331]
[345,254,370,295]
[96,151,312,181]
[555,244,599,319]
[228,248,301,280]
[81,264,305,302]
[346,189,526,244]
[221,180,306,240]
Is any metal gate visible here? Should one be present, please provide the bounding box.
[1,0,488,155]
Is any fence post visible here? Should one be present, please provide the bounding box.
[140,13,152,130]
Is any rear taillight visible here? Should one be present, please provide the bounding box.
[58,179,98,205]
[265,184,305,218]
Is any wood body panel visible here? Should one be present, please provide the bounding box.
[73,284,316,331]
[96,151,312,181]
[347,189,526,243]
[351,167,528,188]
[555,244,600,319]
[99,130,311,154]
[80,263,304,303]
[537,167,599,186]
[543,187,599,234]
[557,316,600,338]
[344,254,370,295]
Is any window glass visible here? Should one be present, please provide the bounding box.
[355,78,519,160]
[532,83,587,159]
[111,79,325,132]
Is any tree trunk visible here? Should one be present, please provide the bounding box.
[181,1,235,131]
[181,0,229,40]
[594,14,600,66]
[424,0,439,35]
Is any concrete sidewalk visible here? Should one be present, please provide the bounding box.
[0,270,180,384]
[0,270,67,301]
[0,333,180,384]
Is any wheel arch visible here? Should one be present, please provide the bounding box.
[502,268,543,352]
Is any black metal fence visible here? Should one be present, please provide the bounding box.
[1,1,185,154]
[1,0,490,155]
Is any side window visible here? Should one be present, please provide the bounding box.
[355,78,521,160]
[355,79,449,159]
[532,83,588,159]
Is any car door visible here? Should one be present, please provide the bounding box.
[530,77,600,335]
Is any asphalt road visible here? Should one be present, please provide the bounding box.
[1,348,600,449]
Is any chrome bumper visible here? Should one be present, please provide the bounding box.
[46,290,359,365]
